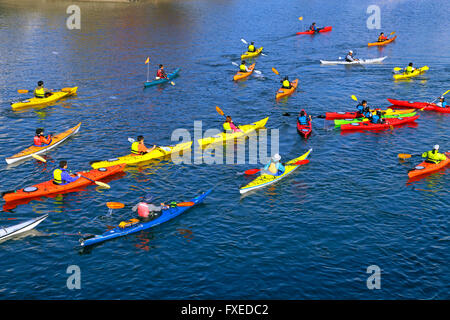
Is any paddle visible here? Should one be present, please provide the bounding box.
[425,89,450,107]
[106,202,124,215]
[231,62,262,75]
[399,150,449,160]
[31,154,46,163]
[238,159,310,175]
[18,87,72,94]
[70,171,110,189]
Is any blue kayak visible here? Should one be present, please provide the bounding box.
[79,189,211,247]
[143,68,180,87]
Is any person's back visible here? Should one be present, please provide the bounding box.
[282,78,291,89]
[422,146,447,164]
[34,81,46,98]
[247,42,255,52]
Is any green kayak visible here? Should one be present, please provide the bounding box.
[334,112,417,127]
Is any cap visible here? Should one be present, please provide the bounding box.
[272,154,281,161]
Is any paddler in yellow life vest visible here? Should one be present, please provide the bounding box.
[239,60,249,73]
[421,145,447,164]
[223,116,242,133]
[263,154,285,176]
[281,76,292,89]
[404,62,415,74]
[53,160,80,185]
[131,135,156,156]
[34,81,51,98]
[247,42,256,53]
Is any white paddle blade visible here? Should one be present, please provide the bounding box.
[128,138,135,143]
[240,38,248,44]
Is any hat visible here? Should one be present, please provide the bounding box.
[272,154,281,161]
[349,50,353,53]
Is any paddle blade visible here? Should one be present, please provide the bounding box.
[215,106,225,116]
[61,87,73,92]
[393,67,402,71]
[442,89,450,96]
[95,181,110,189]
[293,159,309,166]
[254,70,262,75]
[231,61,239,66]
[106,202,124,209]
[398,153,412,159]
[389,31,396,36]
[351,95,358,101]
[240,38,248,45]
[298,16,303,21]
[176,201,195,207]
[31,154,46,163]
[18,89,29,94]
[128,137,135,143]
[271,67,279,75]
[170,81,175,86]
[244,168,260,175]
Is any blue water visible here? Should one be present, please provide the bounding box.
[0,0,449,299]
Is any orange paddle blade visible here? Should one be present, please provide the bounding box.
[18,89,29,93]
[107,202,125,209]
[398,154,412,159]
[215,106,224,116]
[176,201,194,207]
[271,67,279,75]
[61,87,73,92]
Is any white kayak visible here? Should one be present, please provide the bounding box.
[320,56,387,65]
[0,214,48,241]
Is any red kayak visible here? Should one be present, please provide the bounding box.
[387,98,450,113]
[340,115,420,131]
[297,26,332,35]
[297,109,312,138]
[325,111,364,120]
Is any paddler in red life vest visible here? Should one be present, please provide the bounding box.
[134,201,169,221]
[223,116,242,133]
[34,128,52,146]
[34,81,52,98]
[377,32,388,42]
[53,160,80,185]
[131,135,156,155]
[156,64,168,80]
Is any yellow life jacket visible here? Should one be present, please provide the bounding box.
[405,66,413,73]
[53,168,63,184]
[282,80,290,88]
[268,161,278,174]
[422,150,446,164]
[223,122,231,131]
[239,64,247,72]
[34,87,45,98]
[131,141,140,154]
[248,45,255,52]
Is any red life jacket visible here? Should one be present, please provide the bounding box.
[156,69,165,78]
[34,135,42,146]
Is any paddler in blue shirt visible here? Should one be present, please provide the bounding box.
[436,96,447,108]
[263,154,285,176]
[369,110,385,124]
[298,110,311,125]
[356,100,367,117]
[53,160,80,185]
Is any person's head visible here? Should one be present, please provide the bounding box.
[349,50,353,55]
[251,41,254,45]
[226,116,232,122]
[59,160,68,169]
[433,144,439,151]
[440,96,445,101]
[137,135,144,143]
[300,110,305,116]
[159,64,163,69]
[241,60,246,65]
[361,100,367,106]
[37,80,44,86]
[312,22,316,25]
[284,76,289,81]
[380,32,384,35]
[272,154,281,162]
[36,128,44,135]
[409,62,413,66]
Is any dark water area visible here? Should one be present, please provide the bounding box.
[0,0,448,299]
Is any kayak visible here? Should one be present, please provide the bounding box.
[340,115,420,131]
[91,141,192,169]
[297,26,332,35]
[0,214,48,242]
[387,98,450,114]
[320,56,387,65]
[325,108,415,120]
[241,47,263,59]
[2,164,125,203]
[198,117,268,148]
[393,66,428,80]
[368,36,397,47]
[408,153,450,179]
[79,190,211,247]
[276,79,298,100]
[239,148,312,194]
[143,68,180,87]
[334,112,417,127]
[5,122,81,165]
[233,63,255,81]
[296,110,312,138]
[11,87,78,110]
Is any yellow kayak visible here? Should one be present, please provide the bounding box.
[393,66,428,80]
[241,47,263,59]
[11,87,78,110]
[240,148,312,194]
[197,117,269,148]
[91,141,193,169]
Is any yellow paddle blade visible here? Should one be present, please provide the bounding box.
[170,81,175,86]
[18,89,29,94]
[398,153,412,159]
[298,16,303,21]
[61,87,73,92]
[106,202,124,209]
[442,89,450,96]
[95,181,110,189]
[389,31,396,36]
[351,95,358,101]
[422,66,429,71]
[215,106,224,116]
[271,67,279,75]
[393,67,402,71]
[31,154,46,163]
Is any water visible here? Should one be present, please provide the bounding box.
[0,0,449,299]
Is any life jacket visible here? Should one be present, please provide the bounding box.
[53,168,64,184]
[378,35,387,42]
[223,122,231,131]
[131,141,141,154]
[268,161,278,174]
[239,64,247,72]
[34,135,42,146]
[356,104,364,113]
[298,116,308,125]
[422,150,446,164]
[248,44,255,52]
[310,25,316,31]
[371,114,381,124]
[282,80,290,88]
[137,203,150,218]
[34,87,45,98]
[156,69,165,78]
[405,66,413,73]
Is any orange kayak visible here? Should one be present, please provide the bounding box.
[233,63,255,81]
[368,36,397,47]
[276,79,298,100]
[408,153,450,179]
[2,164,125,203]
[5,123,81,165]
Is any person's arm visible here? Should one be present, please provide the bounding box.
[421,151,428,158]
[438,153,447,161]
[61,170,80,183]
[277,163,285,172]
[229,122,242,132]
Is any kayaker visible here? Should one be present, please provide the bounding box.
[363,106,372,118]
[223,116,242,133]
[356,100,368,116]
[281,76,292,89]
[421,145,447,164]
[133,201,169,220]
[156,64,167,80]
[34,128,52,146]
[131,136,156,155]
[435,96,447,108]
[247,42,256,53]
[345,50,359,62]
[309,22,317,31]
[404,62,415,74]
[34,81,51,98]
[378,32,388,42]
[262,154,285,176]
[53,160,80,185]
[239,60,249,72]
[298,110,311,125]
[369,110,385,124]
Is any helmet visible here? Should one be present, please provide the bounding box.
[37,81,43,86]
[433,145,439,150]
[272,154,281,162]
